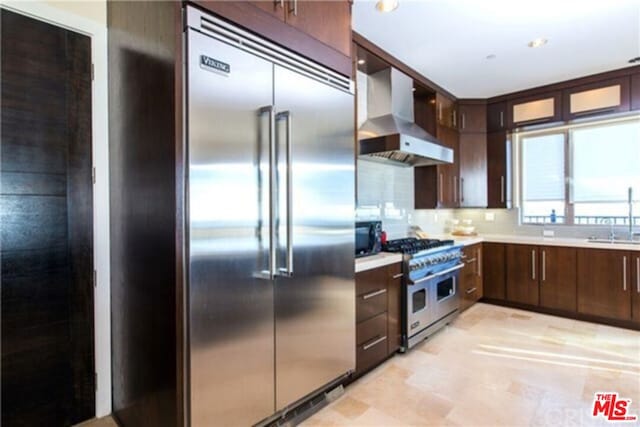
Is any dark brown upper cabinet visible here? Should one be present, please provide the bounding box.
[458,102,487,133]
[632,74,640,111]
[487,101,508,132]
[562,76,630,121]
[194,0,352,76]
[459,132,487,208]
[507,91,562,128]
[436,92,457,129]
[284,0,352,58]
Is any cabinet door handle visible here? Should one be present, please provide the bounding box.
[542,250,546,282]
[289,0,297,15]
[438,103,442,121]
[636,257,640,293]
[623,256,627,291]
[362,288,387,300]
[531,250,536,281]
[276,0,284,8]
[439,173,444,204]
[452,110,457,127]
[466,287,477,294]
[460,177,464,203]
[466,258,477,264]
[453,176,458,203]
[362,335,387,351]
[477,248,482,277]
[461,112,466,129]
[500,176,505,204]
[500,111,504,127]
[392,273,404,279]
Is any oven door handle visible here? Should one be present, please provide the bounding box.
[409,263,465,285]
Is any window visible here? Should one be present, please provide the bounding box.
[519,117,640,226]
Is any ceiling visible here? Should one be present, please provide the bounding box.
[352,0,640,98]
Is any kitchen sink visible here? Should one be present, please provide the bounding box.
[586,238,640,245]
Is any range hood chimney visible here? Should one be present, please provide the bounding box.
[358,67,453,167]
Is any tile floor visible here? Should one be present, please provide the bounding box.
[302,303,640,427]
[81,303,640,427]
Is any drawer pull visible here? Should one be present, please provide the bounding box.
[362,335,387,351]
[391,273,404,279]
[362,288,387,300]
[465,287,477,294]
[466,258,477,264]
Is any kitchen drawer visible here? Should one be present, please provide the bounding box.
[356,330,388,374]
[387,262,402,279]
[356,266,387,296]
[356,312,387,346]
[356,287,387,323]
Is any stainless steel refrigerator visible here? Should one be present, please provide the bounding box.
[185,7,355,426]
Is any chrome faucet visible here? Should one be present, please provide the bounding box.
[601,217,616,241]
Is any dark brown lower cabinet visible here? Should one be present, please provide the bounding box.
[460,244,483,311]
[506,244,539,305]
[482,243,506,300]
[632,252,640,323]
[539,246,577,311]
[355,262,402,376]
[577,248,632,321]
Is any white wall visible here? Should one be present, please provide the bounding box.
[0,0,111,418]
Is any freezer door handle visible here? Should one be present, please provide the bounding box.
[276,110,293,277]
[255,105,276,280]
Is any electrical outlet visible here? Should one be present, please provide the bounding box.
[484,212,495,222]
[543,230,555,237]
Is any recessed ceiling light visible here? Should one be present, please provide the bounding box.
[528,38,548,48]
[486,54,496,60]
[629,57,640,64]
[376,0,399,13]
[357,59,366,65]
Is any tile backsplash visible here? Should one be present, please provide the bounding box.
[356,160,623,240]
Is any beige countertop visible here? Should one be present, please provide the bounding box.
[355,252,403,273]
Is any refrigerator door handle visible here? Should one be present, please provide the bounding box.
[276,110,293,277]
[257,105,276,280]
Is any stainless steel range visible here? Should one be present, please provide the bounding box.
[383,238,464,351]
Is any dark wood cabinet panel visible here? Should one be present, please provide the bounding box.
[562,76,630,121]
[436,93,456,128]
[486,131,510,208]
[284,0,352,58]
[482,243,506,300]
[506,245,540,306]
[632,253,640,323]
[459,133,487,208]
[487,101,507,132]
[248,0,286,20]
[458,102,486,133]
[193,0,351,76]
[539,246,577,312]
[577,248,631,321]
[414,166,438,209]
[386,263,403,355]
[631,74,640,111]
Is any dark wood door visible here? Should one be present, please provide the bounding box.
[285,0,351,57]
[436,92,455,128]
[486,101,507,132]
[1,10,94,426]
[632,252,640,323]
[482,243,506,300]
[437,125,459,208]
[577,249,631,320]
[506,244,539,306]
[248,0,286,20]
[386,263,403,355]
[539,246,577,312]
[459,132,487,208]
[486,130,508,208]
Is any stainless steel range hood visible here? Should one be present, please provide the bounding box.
[358,67,453,167]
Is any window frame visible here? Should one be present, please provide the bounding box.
[515,114,640,226]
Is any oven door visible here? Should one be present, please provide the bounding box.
[406,280,434,338]
[432,267,461,320]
